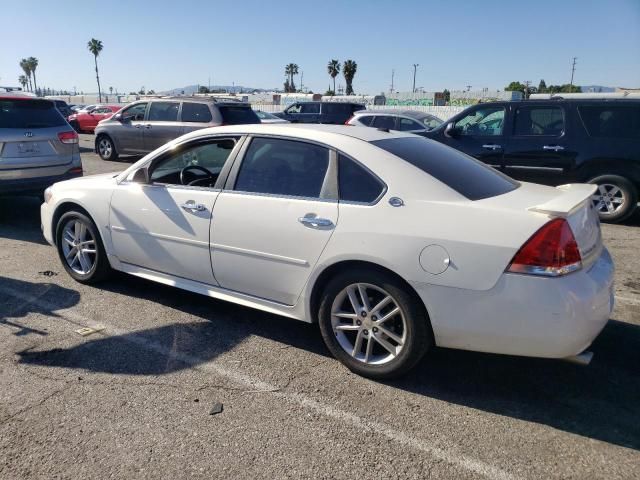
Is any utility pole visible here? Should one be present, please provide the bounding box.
[466,85,472,92]
[300,71,304,93]
[524,80,531,99]
[390,69,395,94]
[412,64,419,93]
[569,57,577,91]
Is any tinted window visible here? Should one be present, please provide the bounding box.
[353,105,365,112]
[122,103,147,121]
[218,105,260,124]
[455,106,505,136]
[338,154,384,203]
[356,115,374,126]
[371,137,518,200]
[398,117,424,131]
[148,102,179,121]
[0,99,66,128]
[372,116,396,129]
[235,137,329,197]
[301,103,320,114]
[182,102,213,123]
[323,103,348,114]
[150,138,236,185]
[579,105,640,139]
[514,106,564,136]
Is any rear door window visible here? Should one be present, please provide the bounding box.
[398,118,424,131]
[578,105,640,139]
[372,116,396,129]
[513,106,564,136]
[0,99,66,128]
[218,105,260,124]
[372,136,519,200]
[181,102,213,123]
[148,102,179,122]
[356,115,374,126]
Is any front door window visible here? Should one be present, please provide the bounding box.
[455,107,505,136]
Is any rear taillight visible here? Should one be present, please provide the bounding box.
[58,131,79,144]
[507,218,582,277]
[344,116,354,125]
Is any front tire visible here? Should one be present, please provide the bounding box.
[56,211,112,284]
[318,268,432,379]
[588,175,638,223]
[96,134,118,161]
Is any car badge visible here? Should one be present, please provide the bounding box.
[24,131,33,137]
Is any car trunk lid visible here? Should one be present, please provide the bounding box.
[0,127,75,169]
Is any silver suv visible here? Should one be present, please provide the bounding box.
[0,96,81,196]
[347,109,443,136]
[94,97,260,160]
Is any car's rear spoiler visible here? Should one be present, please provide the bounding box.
[528,184,597,216]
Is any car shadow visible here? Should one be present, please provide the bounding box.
[0,195,48,245]
[15,272,640,450]
[1,276,80,336]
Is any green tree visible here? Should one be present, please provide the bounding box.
[343,59,357,95]
[198,86,210,94]
[87,38,104,102]
[19,59,32,91]
[327,59,340,95]
[109,86,114,95]
[27,57,39,95]
[18,75,28,91]
[285,63,299,92]
[538,79,547,93]
[443,88,451,103]
[505,81,526,94]
[147,89,156,95]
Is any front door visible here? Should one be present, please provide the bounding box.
[441,105,507,170]
[143,101,183,151]
[115,102,148,153]
[109,136,241,284]
[503,104,576,185]
[211,136,337,305]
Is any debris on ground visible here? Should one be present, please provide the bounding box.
[38,270,58,277]
[75,326,106,337]
[209,402,223,415]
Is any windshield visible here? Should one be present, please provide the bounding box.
[0,99,67,129]
[371,136,519,200]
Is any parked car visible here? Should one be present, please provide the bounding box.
[70,104,87,113]
[0,96,81,197]
[68,105,122,133]
[255,110,289,124]
[94,97,260,160]
[41,124,612,379]
[53,100,73,119]
[425,99,640,222]
[346,109,443,135]
[273,101,365,124]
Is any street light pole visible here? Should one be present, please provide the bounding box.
[412,64,419,93]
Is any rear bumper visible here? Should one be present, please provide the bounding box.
[413,247,615,359]
[0,170,83,195]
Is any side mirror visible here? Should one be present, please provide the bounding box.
[113,113,124,122]
[131,167,149,184]
[444,122,459,138]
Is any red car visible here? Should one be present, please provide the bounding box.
[67,105,122,133]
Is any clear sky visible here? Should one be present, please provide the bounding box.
[1,0,639,95]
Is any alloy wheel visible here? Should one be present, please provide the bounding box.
[330,283,407,365]
[61,219,97,275]
[98,138,112,158]
[592,183,626,216]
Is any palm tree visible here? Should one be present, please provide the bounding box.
[19,59,32,91]
[343,60,357,95]
[327,60,340,95]
[87,38,104,102]
[18,75,28,91]
[284,63,298,93]
[109,86,113,95]
[27,57,39,95]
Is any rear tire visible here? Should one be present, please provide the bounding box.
[96,134,118,161]
[318,268,432,379]
[588,174,638,223]
[55,211,112,284]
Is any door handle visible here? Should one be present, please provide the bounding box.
[181,201,206,212]
[135,124,142,129]
[482,144,502,151]
[298,216,333,228]
[144,124,152,129]
[543,145,564,152]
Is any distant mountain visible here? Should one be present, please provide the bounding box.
[580,85,616,93]
[162,84,270,95]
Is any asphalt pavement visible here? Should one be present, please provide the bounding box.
[0,134,639,479]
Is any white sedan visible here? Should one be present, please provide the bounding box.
[41,124,614,379]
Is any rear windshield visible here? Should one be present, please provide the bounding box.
[0,99,67,129]
[219,105,260,125]
[371,136,519,200]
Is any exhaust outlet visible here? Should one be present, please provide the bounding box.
[563,350,593,366]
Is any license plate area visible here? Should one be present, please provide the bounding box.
[17,142,41,154]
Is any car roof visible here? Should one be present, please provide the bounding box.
[356,109,435,119]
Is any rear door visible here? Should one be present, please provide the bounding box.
[0,99,75,177]
[440,104,507,170]
[181,101,215,135]
[503,104,576,184]
[143,101,182,151]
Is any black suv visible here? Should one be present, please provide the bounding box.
[274,101,365,124]
[425,99,640,222]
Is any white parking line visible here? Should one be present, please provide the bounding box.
[1,285,517,480]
